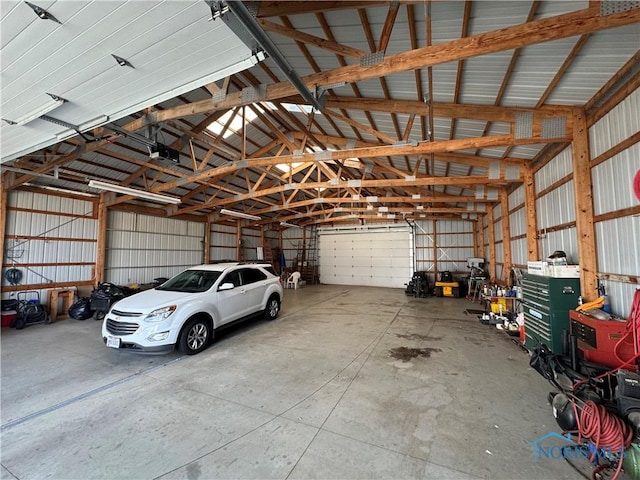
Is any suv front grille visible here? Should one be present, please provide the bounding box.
[111,309,142,317]
[106,319,139,335]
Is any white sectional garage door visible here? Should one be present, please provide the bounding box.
[318,226,413,288]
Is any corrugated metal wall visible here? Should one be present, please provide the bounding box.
[589,89,640,318]
[282,226,304,270]
[2,190,96,302]
[105,211,204,284]
[210,222,236,261]
[509,185,528,266]
[240,226,262,261]
[414,219,475,284]
[535,146,579,262]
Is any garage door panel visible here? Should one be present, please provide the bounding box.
[319,226,412,288]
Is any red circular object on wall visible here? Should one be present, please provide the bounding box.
[635,169,640,202]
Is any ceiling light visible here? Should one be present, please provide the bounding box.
[3,94,66,126]
[88,180,181,205]
[280,222,298,228]
[220,208,261,221]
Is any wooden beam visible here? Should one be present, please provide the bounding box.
[95,193,107,286]
[500,188,512,285]
[258,19,367,58]
[256,2,404,17]
[487,207,496,282]
[378,0,401,53]
[523,163,539,261]
[139,6,639,128]
[150,134,537,196]
[323,108,397,144]
[0,173,7,274]
[325,96,574,123]
[571,108,598,300]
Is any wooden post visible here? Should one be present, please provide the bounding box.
[204,217,211,264]
[572,107,598,300]
[524,163,539,261]
[500,188,512,285]
[236,221,242,261]
[0,174,7,274]
[95,194,107,285]
[432,219,438,276]
[477,217,485,259]
[487,207,496,282]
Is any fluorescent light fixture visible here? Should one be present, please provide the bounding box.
[280,221,298,228]
[220,208,261,221]
[88,180,181,205]
[4,94,66,126]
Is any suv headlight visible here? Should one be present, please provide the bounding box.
[143,305,177,323]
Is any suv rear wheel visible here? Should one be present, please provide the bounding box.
[178,316,212,355]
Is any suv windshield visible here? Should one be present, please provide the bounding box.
[156,270,222,293]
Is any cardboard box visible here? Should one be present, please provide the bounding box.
[548,265,580,278]
[527,261,548,275]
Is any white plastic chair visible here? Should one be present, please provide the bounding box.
[286,271,301,290]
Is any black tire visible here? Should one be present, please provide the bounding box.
[435,287,443,297]
[95,310,106,321]
[264,295,280,321]
[15,316,26,330]
[178,316,212,355]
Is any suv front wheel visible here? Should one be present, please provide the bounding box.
[178,316,212,355]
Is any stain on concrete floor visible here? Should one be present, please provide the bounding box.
[389,346,442,362]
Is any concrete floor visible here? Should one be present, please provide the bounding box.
[1,285,583,479]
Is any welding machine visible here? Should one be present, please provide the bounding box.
[570,310,637,370]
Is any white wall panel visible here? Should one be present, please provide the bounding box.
[535,146,572,191]
[494,218,503,242]
[509,185,525,210]
[509,207,526,237]
[596,217,640,277]
[210,222,237,261]
[105,211,204,284]
[511,237,528,266]
[592,142,640,215]
[539,227,578,263]
[3,190,97,302]
[600,281,638,319]
[536,181,576,229]
[590,89,640,158]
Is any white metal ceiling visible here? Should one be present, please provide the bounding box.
[1,0,260,162]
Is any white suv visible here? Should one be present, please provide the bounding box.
[101,263,283,355]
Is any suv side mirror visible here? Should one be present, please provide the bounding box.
[218,282,235,291]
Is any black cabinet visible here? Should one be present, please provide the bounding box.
[523,273,581,354]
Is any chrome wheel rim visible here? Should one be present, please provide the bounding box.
[269,300,279,317]
[187,323,208,350]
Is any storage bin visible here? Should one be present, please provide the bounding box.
[490,298,507,313]
[1,310,17,327]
